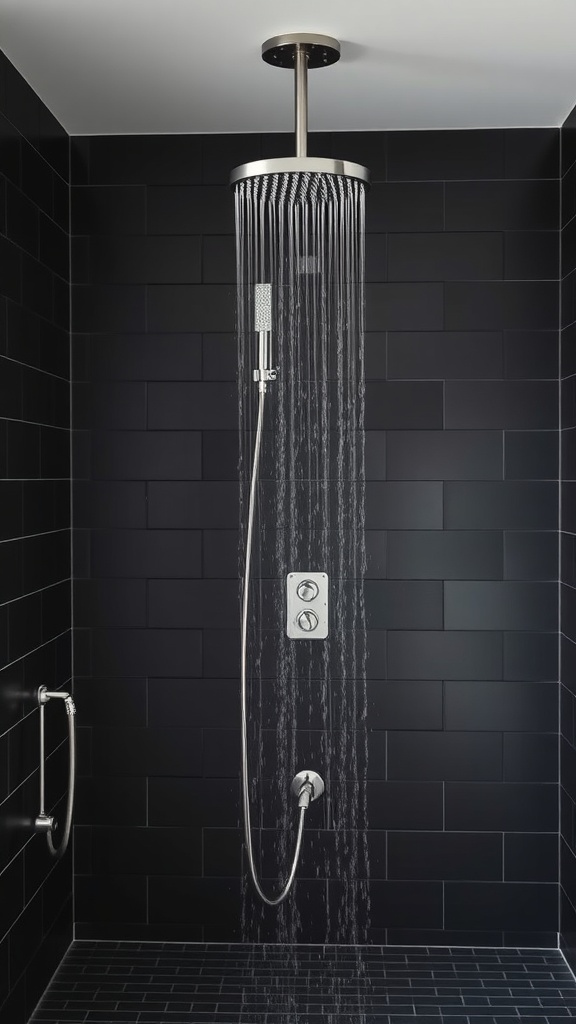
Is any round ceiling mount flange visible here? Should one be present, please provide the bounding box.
[262,33,341,70]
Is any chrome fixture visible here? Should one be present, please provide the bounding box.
[35,686,76,859]
[234,33,367,908]
[287,571,329,639]
[240,285,325,905]
[297,579,319,601]
[291,770,325,808]
[253,283,276,389]
[230,33,369,187]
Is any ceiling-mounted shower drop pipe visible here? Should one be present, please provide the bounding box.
[294,43,308,158]
[230,33,370,188]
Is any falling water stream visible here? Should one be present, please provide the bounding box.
[235,171,369,952]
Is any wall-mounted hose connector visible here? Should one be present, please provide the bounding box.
[291,770,325,809]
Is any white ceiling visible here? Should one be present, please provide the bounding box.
[0,0,576,135]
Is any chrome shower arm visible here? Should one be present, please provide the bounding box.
[295,43,308,157]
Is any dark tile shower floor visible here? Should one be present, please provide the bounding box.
[30,942,576,1024]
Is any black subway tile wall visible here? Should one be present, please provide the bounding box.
[72,127,559,946]
[0,52,72,1024]
[561,102,576,970]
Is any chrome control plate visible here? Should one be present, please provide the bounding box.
[287,571,328,639]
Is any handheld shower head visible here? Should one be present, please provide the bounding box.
[253,284,276,388]
[254,283,272,332]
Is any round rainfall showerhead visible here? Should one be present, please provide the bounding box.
[230,156,370,189]
[230,33,370,189]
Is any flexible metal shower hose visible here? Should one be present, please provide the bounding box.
[47,698,76,860]
[241,386,307,906]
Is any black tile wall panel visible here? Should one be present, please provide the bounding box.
[365,781,443,830]
[564,374,576,428]
[202,333,236,380]
[148,184,235,235]
[73,284,146,333]
[148,678,239,728]
[386,331,502,379]
[563,266,576,329]
[386,530,503,579]
[445,380,557,429]
[505,330,559,379]
[84,235,202,285]
[91,727,203,777]
[86,134,204,186]
[387,831,502,880]
[444,480,558,529]
[387,731,503,781]
[72,125,560,949]
[445,180,559,230]
[565,101,576,169]
[504,630,558,681]
[387,630,503,679]
[88,628,202,677]
[445,782,558,831]
[75,777,146,827]
[74,481,146,528]
[202,429,239,480]
[386,129,506,180]
[504,732,558,782]
[387,231,503,281]
[75,333,202,381]
[386,430,502,479]
[445,281,558,331]
[364,580,443,629]
[74,579,147,627]
[563,101,576,971]
[91,430,202,479]
[366,481,443,529]
[148,381,237,428]
[90,529,202,577]
[565,166,576,228]
[506,128,560,179]
[0,49,71,1024]
[72,184,146,235]
[365,382,444,428]
[445,680,558,731]
[444,881,557,931]
[367,182,444,232]
[366,680,443,730]
[505,430,558,479]
[444,581,557,630]
[84,825,204,876]
[366,283,444,331]
[148,482,239,528]
[505,230,559,279]
[505,832,558,881]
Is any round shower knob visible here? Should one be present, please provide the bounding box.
[296,579,319,602]
[297,609,318,632]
